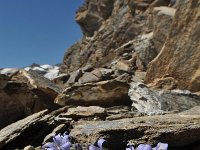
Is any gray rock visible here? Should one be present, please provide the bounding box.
[78,72,101,84]
[67,70,83,85]
[128,82,200,115]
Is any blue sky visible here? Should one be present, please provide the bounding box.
[0,0,84,68]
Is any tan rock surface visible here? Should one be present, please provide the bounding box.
[152,6,176,52]
[145,0,200,92]
[55,79,131,107]
[60,0,145,73]
[59,106,106,120]
[70,107,200,150]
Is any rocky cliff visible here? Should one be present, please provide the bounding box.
[60,0,152,73]
[145,0,200,93]
[0,0,200,149]
[60,0,200,94]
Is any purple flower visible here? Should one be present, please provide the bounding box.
[42,132,71,150]
[137,144,152,150]
[126,145,135,150]
[74,143,83,150]
[42,132,168,150]
[126,142,168,150]
[88,139,106,150]
[153,142,168,150]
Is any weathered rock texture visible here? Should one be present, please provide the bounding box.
[152,6,176,52]
[128,82,200,115]
[70,106,200,150]
[0,106,71,150]
[55,79,131,107]
[0,81,37,129]
[59,106,106,120]
[146,0,200,92]
[60,0,152,73]
[0,70,62,129]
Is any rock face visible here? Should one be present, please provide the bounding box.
[70,106,200,150]
[1,0,200,150]
[152,6,176,52]
[0,81,37,129]
[0,107,72,150]
[0,70,62,129]
[145,0,200,92]
[11,70,62,101]
[128,82,200,115]
[60,0,150,73]
[55,79,131,107]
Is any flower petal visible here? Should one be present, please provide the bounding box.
[42,142,56,149]
[53,134,63,146]
[137,144,153,150]
[62,133,72,144]
[88,144,101,150]
[46,148,57,150]
[155,142,168,150]
[97,139,106,148]
[60,142,71,150]
[126,145,135,150]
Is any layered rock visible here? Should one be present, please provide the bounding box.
[0,70,62,129]
[0,107,71,150]
[58,106,106,120]
[55,79,131,107]
[152,6,176,52]
[145,0,200,92]
[60,0,149,73]
[70,106,200,150]
[0,81,37,129]
[128,82,200,115]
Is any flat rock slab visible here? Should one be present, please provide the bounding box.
[59,106,106,120]
[70,107,200,150]
[0,110,49,149]
[55,79,131,107]
[11,70,62,99]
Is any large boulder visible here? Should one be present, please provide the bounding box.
[11,70,62,102]
[145,0,200,92]
[55,79,131,107]
[0,107,71,150]
[0,70,62,129]
[128,82,200,115]
[70,106,200,150]
[0,81,38,129]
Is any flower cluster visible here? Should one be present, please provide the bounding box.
[42,133,168,150]
[126,142,168,150]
